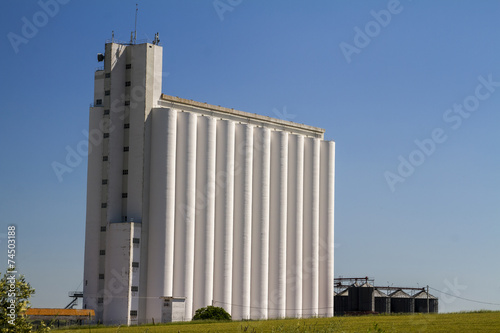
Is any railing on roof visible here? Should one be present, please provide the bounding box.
[105,38,161,46]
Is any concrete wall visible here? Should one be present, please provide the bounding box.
[146,107,335,322]
[85,41,335,325]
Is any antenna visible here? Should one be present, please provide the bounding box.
[134,3,138,44]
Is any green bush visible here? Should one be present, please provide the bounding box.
[192,306,231,321]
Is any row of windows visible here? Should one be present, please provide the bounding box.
[103,64,131,79]
[95,99,131,106]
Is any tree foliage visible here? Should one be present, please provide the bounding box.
[192,306,231,321]
[0,271,48,332]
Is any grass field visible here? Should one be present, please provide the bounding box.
[54,311,500,332]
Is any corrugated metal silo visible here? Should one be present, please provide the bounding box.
[347,283,374,312]
[389,289,414,313]
[413,290,438,313]
[334,288,348,315]
[374,289,390,314]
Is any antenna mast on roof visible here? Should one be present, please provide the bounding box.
[134,3,138,44]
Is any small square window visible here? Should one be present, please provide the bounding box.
[103,156,108,161]
[95,99,102,106]
[103,109,110,115]
[130,310,137,316]
[105,73,110,78]
[100,250,105,255]
[123,170,128,175]
[101,203,107,208]
[102,179,108,185]
[99,274,104,279]
[97,297,104,304]
[123,147,129,152]
[122,193,128,198]
[125,81,131,87]
[133,238,140,244]
[104,90,110,96]
[100,226,106,232]
[126,64,132,69]
[125,101,130,106]
[103,133,109,138]
[124,123,130,129]
[131,286,138,292]
[132,262,139,268]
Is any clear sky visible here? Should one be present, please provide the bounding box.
[1,0,499,313]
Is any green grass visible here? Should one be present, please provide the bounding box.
[53,311,500,332]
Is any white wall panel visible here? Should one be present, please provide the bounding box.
[286,134,304,317]
[146,108,177,321]
[250,127,271,319]
[319,141,335,317]
[302,137,320,317]
[83,107,104,311]
[193,116,216,314]
[213,120,235,314]
[173,112,197,320]
[268,131,288,318]
[232,124,253,320]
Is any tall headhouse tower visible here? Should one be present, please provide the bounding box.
[83,36,335,325]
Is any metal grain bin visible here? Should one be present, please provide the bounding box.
[389,289,414,313]
[335,288,349,315]
[374,289,390,314]
[413,290,438,313]
[347,283,374,312]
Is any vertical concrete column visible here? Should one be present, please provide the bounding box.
[319,141,335,317]
[303,137,320,317]
[232,124,253,320]
[250,127,271,319]
[213,120,235,314]
[146,108,177,322]
[286,134,304,318]
[269,131,288,318]
[173,112,198,319]
[193,116,216,314]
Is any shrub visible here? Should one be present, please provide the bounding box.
[192,306,231,321]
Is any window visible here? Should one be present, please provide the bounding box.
[100,226,106,232]
[103,133,109,138]
[125,81,131,87]
[126,64,131,69]
[133,238,140,244]
[97,298,104,304]
[104,109,110,115]
[130,310,137,316]
[100,250,105,255]
[122,193,128,198]
[131,286,138,292]
[124,123,130,129]
[95,99,102,106]
[102,156,108,161]
[99,274,104,279]
[132,262,139,268]
[105,73,110,78]
[124,101,130,106]
[104,90,110,96]
[123,170,128,175]
[123,147,129,152]
[102,179,108,185]
[101,203,107,208]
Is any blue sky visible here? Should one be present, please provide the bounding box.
[1,0,499,313]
